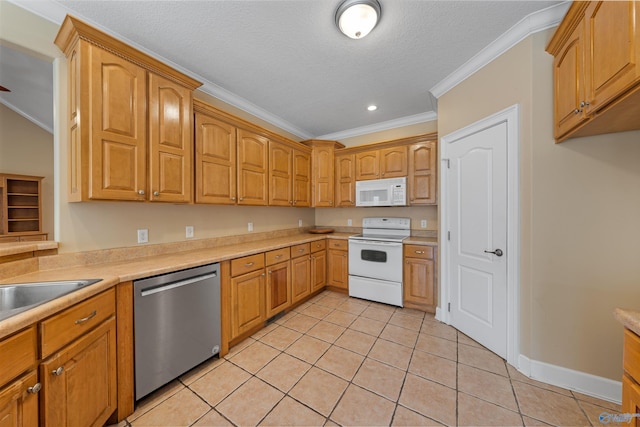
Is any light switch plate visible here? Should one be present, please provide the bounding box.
[186,226,194,238]
[137,229,149,244]
[298,219,303,227]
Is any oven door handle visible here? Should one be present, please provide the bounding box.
[349,240,403,247]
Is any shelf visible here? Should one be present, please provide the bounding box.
[1,174,44,236]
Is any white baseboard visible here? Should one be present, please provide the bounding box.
[517,354,622,404]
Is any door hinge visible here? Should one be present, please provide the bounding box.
[442,158,450,169]
[447,231,450,241]
[448,302,451,312]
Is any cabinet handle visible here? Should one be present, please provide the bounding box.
[153,191,159,197]
[275,254,283,259]
[244,262,254,267]
[75,310,97,325]
[27,383,42,394]
[52,367,64,376]
[138,190,145,195]
[415,250,425,254]
[298,249,304,252]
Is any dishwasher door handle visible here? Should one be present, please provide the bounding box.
[140,272,218,297]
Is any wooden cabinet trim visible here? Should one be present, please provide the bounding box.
[0,326,37,386]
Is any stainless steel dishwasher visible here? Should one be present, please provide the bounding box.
[134,263,220,400]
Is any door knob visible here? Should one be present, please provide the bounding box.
[484,249,503,257]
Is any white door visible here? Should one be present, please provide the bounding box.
[446,121,508,357]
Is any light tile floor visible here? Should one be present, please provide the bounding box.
[117,290,623,427]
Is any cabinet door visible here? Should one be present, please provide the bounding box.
[623,375,640,426]
[327,249,348,290]
[0,371,39,427]
[408,142,437,205]
[40,318,117,427]
[230,269,266,339]
[148,73,193,203]
[403,257,435,310]
[311,250,327,292]
[269,141,292,206]
[586,1,640,113]
[379,146,407,178]
[312,146,334,207]
[238,130,269,206]
[292,149,311,207]
[355,150,379,180]
[335,154,356,207]
[195,113,237,204]
[553,18,587,139]
[291,255,311,304]
[89,47,147,201]
[266,261,291,318]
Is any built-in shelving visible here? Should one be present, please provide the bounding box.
[0,174,47,241]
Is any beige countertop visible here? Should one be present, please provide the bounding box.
[614,308,640,337]
[0,230,436,339]
[403,236,438,246]
[0,241,59,257]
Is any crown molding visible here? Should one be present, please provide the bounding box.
[315,111,437,140]
[0,98,53,134]
[430,1,570,99]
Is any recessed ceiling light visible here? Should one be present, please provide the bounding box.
[367,105,378,111]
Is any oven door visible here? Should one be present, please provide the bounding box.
[348,239,403,283]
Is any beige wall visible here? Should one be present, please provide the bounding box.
[315,206,438,231]
[438,29,640,380]
[0,104,55,237]
[339,120,438,148]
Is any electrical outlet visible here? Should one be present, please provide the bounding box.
[347,219,352,226]
[421,220,427,228]
[298,219,303,227]
[137,229,148,244]
[248,222,253,232]
[186,226,194,238]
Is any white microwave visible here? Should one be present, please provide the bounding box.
[355,177,407,207]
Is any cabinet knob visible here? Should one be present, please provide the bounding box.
[329,201,333,205]
[580,101,590,108]
[239,197,244,201]
[382,172,385,176]
[231,196,236,201]
[153,191,160,197]
[268,270,272,274]
[52,367,64,376]
[573,108,583,115]
[27,383,42,394]
[138,190,145,195]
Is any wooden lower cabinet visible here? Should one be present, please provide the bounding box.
[623,375,640,426]
[311,241,327,293]
[623,328,640,426]
[327,239,348,291]
[290,243,311,304]
[0,371,39,427]
[266,261,291,318]
[230,269,266,339]
[40,317,117,427]
[403,245,436,312]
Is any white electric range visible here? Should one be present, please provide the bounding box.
[348,217,410,307]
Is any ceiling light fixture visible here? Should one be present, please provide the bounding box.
[335,0,381,39]
[367,105,378,111]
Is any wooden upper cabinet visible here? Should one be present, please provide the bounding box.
[88,46,147,201]
[553,19,586,139]
[379,146,408,178]
[585,1,640,112]
[194,112,237,204]
[292,149,311,207]
[355,150,379,180]
[237,130,269,206]
[54,15,201,201]
[547,1,640,142]
[268,141,292,206]
[303,140,344,208]
[148,73,193,203]
[408,141,437,205]
[335,153,356,207]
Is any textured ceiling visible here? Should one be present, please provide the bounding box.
[2,0,565,138]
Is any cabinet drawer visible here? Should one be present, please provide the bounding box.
[311,240,326,253]
[328,239,348,251]
[231,253,265,276]
[0,326,37,385]
[404,244,434,260]
[265,247,290,266]
[624,329,640,381]
[291,243,310,258]
[40,288,115,358]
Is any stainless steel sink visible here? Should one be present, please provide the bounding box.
[0,279,102,321]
